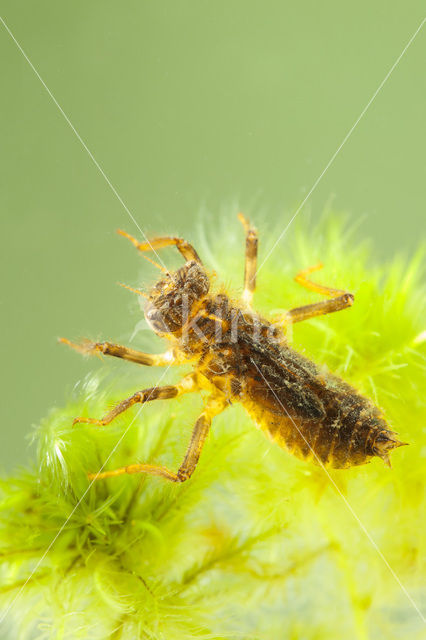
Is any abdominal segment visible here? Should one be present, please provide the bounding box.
[191,298,403,469]
[244,392,391,469]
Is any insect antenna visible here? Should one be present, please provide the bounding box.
[140,253,169,273]
[118,283,149,299]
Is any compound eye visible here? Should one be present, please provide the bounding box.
[144,304,166,333]
[145,306,156,323]
[145,300,182,333]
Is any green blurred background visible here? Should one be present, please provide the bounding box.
[1,1,425,472]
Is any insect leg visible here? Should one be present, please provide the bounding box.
[117,229,202,264]
[88,393,227,481]
[238,213,258,307]
[59,337,176,366]
[286,263,354,323]
[294,263,348,297]
[286,294,354,324]
[72,373,198,426]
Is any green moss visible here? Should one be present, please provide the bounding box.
[1,213,425,639]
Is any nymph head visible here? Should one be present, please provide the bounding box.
[145,260,209,335]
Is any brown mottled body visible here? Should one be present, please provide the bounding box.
[61,214,406,481]
[178,295,397,468]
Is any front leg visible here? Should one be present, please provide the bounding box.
[88,393,227,481]
[117,229,202,264]
[59,337,175,367]
[73,373,198,426]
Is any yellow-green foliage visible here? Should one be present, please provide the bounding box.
[0,213,425,639]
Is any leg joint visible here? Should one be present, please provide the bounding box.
[176,468,190,482]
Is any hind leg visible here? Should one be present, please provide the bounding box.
[286,294,354,324]
[286,264,354,324]
[294,263,349,297]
